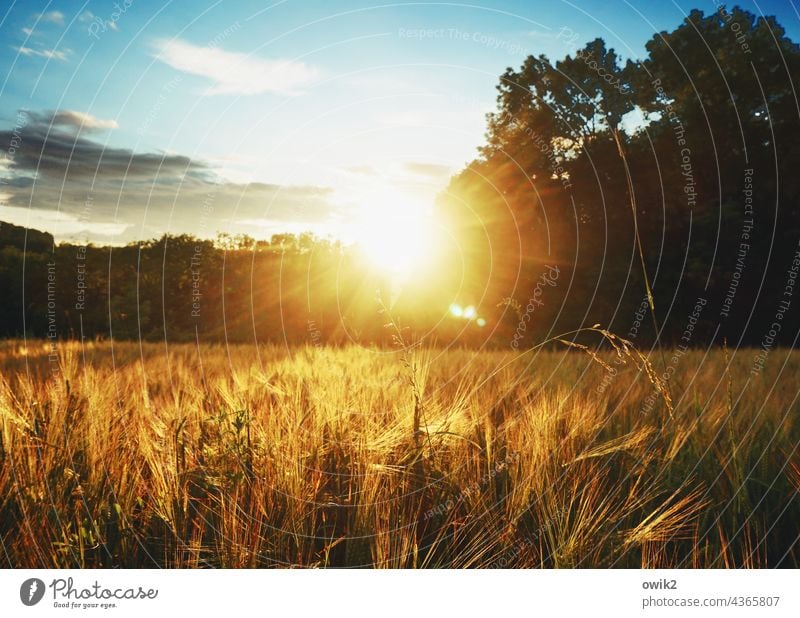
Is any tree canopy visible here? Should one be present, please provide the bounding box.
[440,5,800,347]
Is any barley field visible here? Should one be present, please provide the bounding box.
[0,340,798,568]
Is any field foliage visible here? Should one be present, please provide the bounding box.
[0,341,798,567]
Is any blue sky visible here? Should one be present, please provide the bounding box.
[1,0,798,243]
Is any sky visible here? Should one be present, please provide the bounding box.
[1,0,798,244]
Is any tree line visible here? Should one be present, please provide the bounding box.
[0,220,473,345]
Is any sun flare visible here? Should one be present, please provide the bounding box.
[352,194,438,280]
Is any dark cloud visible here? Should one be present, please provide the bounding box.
[1,122,203,179]
[0,111,336,243]
[2,175,35,188]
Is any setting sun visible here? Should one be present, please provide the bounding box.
[352,194,439,280]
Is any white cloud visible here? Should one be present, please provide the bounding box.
[21,27,33,36]
[15,46,70,61]
[403,161,452,181]
[154,38,318,96]
[35,11,65,26]
[79,9,119,33]
[29,109,119,132]
[0,204,129,241]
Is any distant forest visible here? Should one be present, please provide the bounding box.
[0,221,450,345]
[2,6,799,347]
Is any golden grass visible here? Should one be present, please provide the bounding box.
[0,340,797,567]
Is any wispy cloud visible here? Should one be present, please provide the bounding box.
[154,38,318,96]
[404,161,452,180]
[0,204,129,241]
[34,11,65,26]
[28,110,119,133]
[18,11,69,57]
[343,165,378,176]
[15,46,70,61]
[79,10,119,32]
